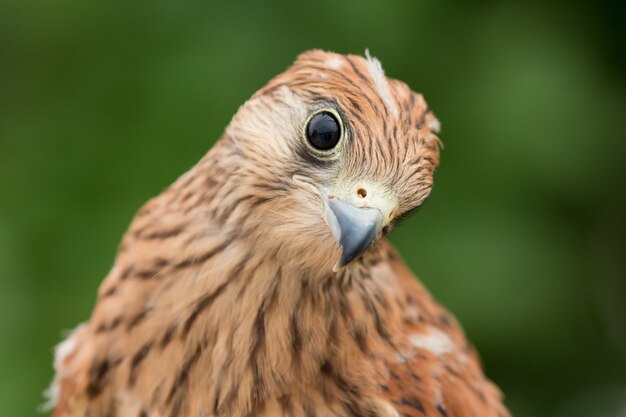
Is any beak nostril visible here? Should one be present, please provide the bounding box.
[356,188,367,198]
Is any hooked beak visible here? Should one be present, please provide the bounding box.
[293,175,388,271]
[327,199,383,269]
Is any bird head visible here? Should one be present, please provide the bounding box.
[219,50,440,273]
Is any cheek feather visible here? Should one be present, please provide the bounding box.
[229,85,308,161]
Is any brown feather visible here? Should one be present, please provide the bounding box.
[48,50,509,417]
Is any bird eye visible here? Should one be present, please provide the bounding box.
[305,111,342,152]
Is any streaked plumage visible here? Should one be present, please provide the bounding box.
[48,50,510,417]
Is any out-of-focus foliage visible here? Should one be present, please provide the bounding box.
[1,1,624,416]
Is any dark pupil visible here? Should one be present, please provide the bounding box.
[306,112,341,150]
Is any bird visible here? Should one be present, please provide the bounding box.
[46,50,511,417]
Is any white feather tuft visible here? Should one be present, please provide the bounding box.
[326,56,344,69]
[409,327,454,356]
[364,49,398,117]
[40,324,85,412]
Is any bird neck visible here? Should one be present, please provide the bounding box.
[196,241,403,416]
[107,141,405,416]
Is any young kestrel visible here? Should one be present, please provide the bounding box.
[47,50,510,417]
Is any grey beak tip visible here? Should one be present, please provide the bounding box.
[337,223,378,266]
[328,199,383,267]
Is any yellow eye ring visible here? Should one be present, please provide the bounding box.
[301,108,346,160]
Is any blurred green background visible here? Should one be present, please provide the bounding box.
[1,1,625,416]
